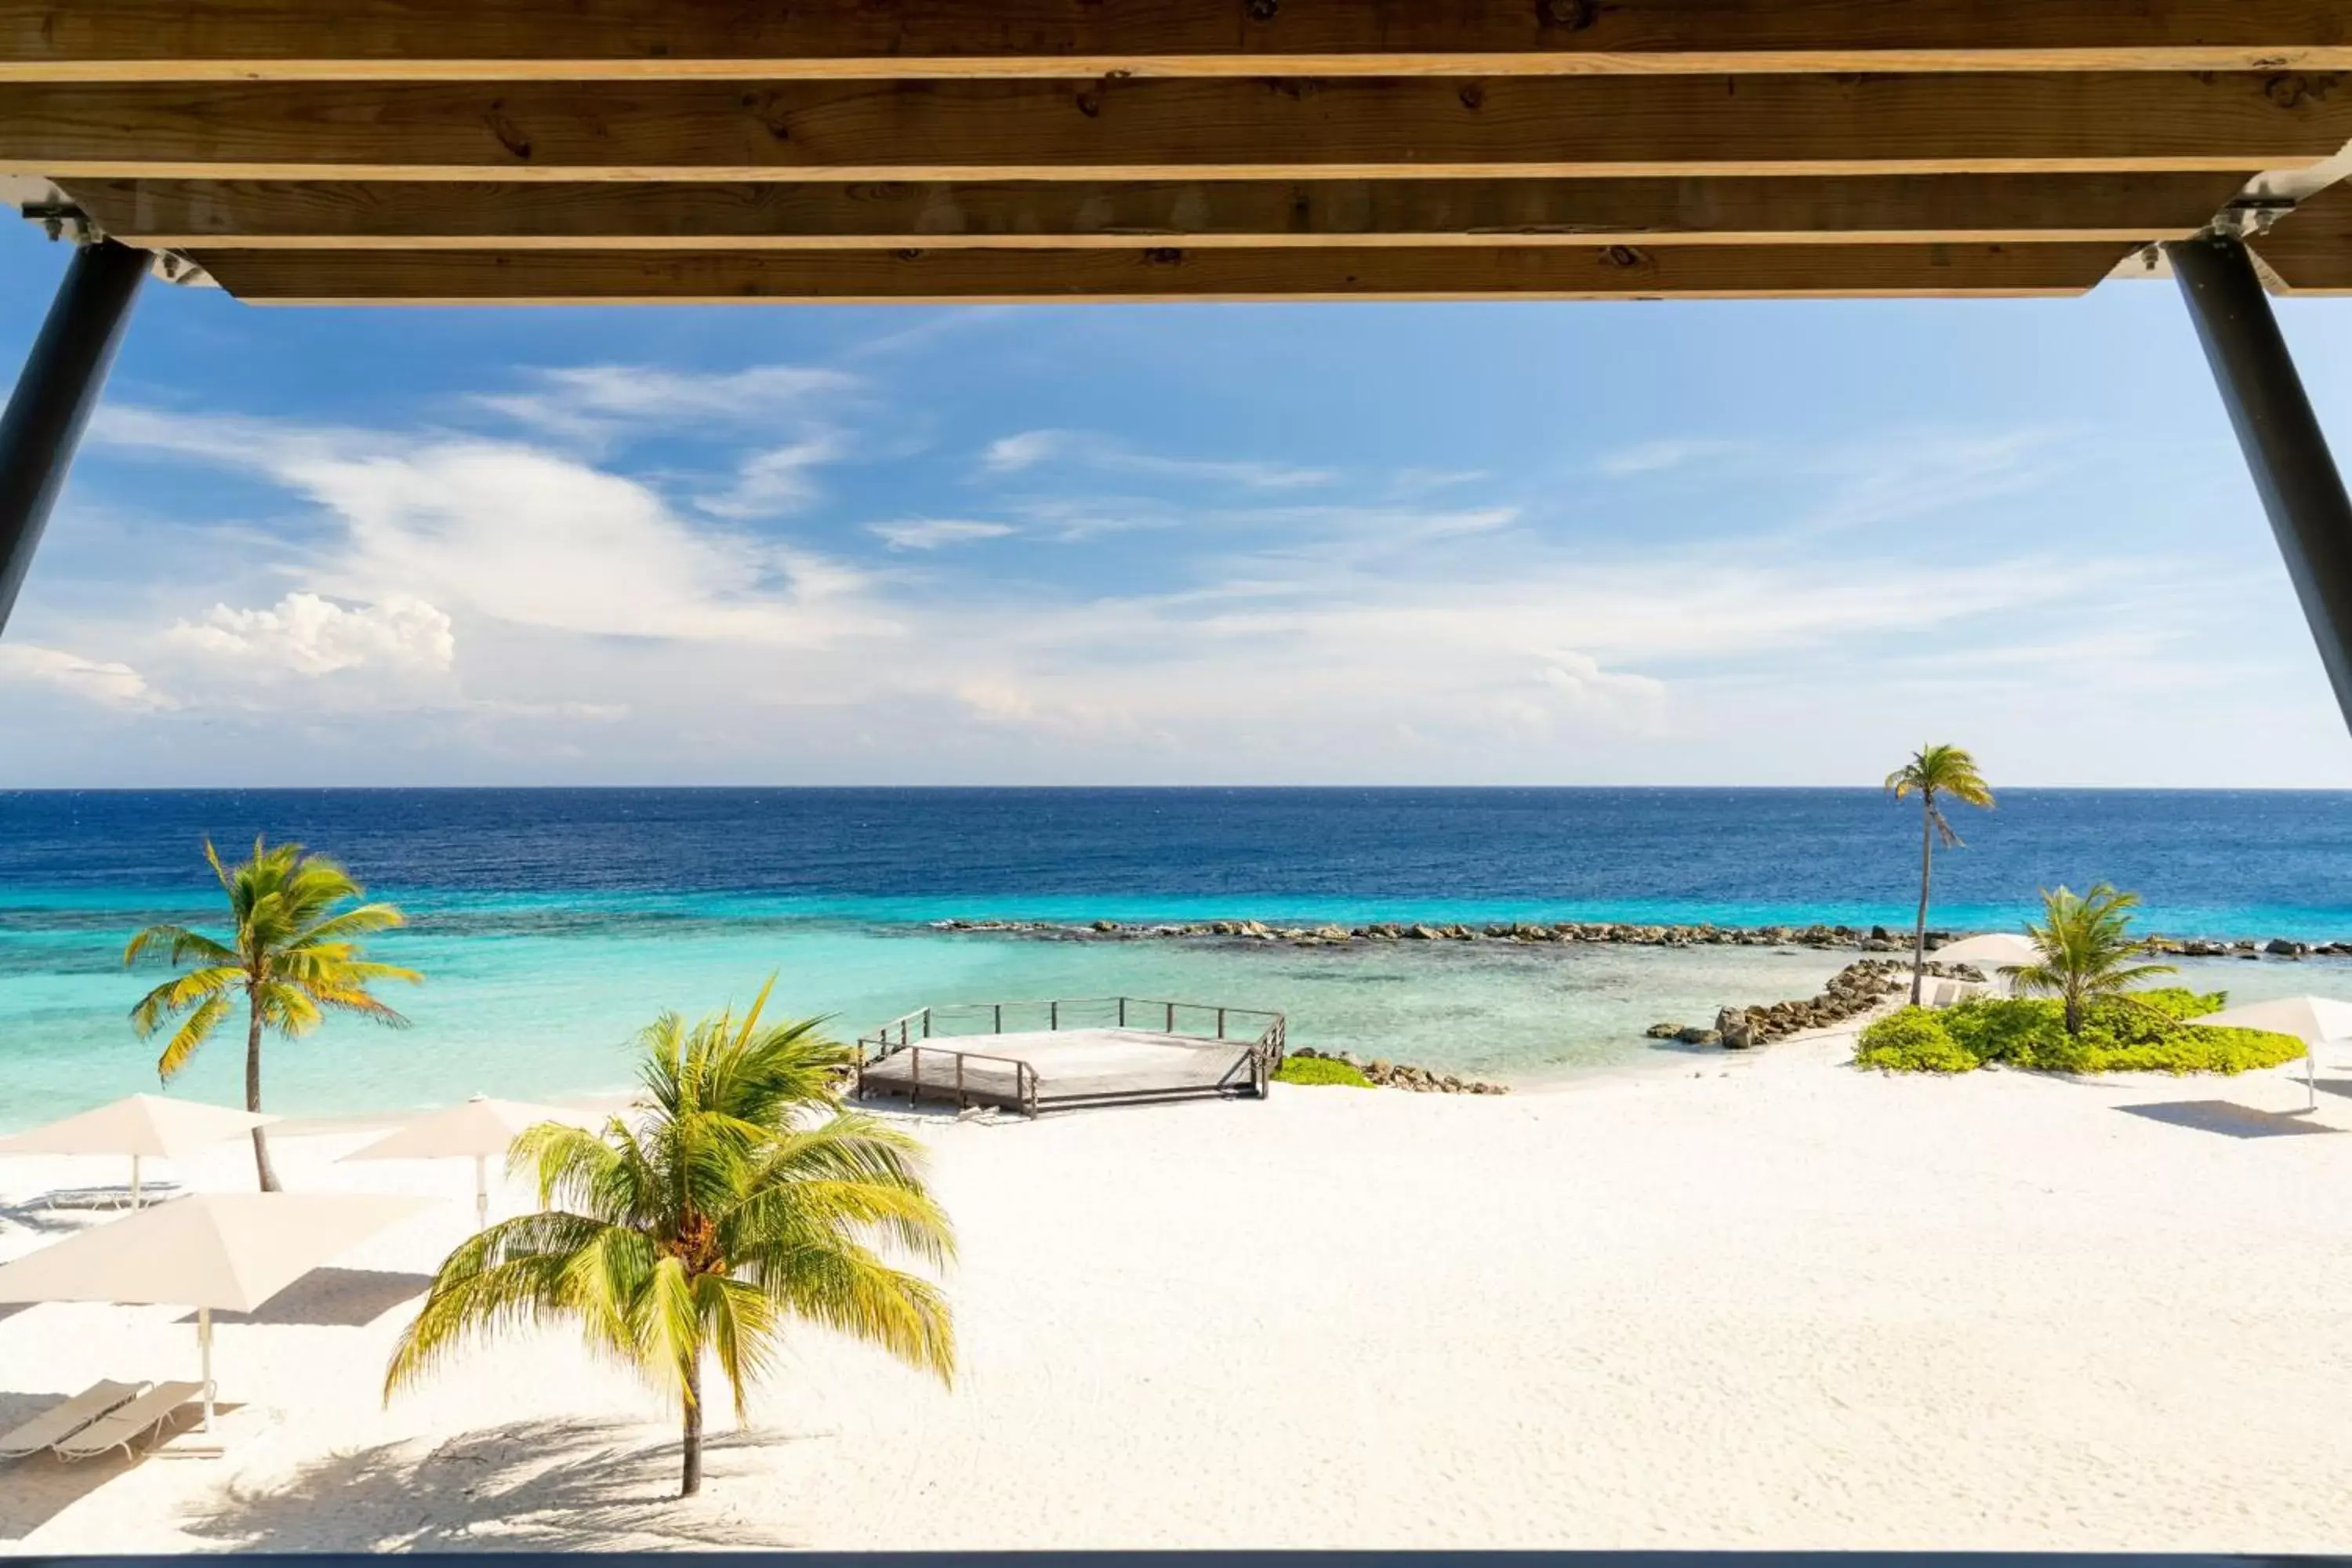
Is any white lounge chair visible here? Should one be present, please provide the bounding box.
[55,1381,206,1461]
[0,1379,147,1461]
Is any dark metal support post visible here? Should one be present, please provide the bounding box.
[2168,233,2352,731]
[0,238,148,637]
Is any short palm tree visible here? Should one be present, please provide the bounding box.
[125,837,416,1192]
[2002,884,2176,1036]
[1885,744,1997,1004]
[384,981,956,1499]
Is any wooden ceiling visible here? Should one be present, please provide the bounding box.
[2,1,2349,304]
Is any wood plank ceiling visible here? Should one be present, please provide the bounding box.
[1,1,2347,304]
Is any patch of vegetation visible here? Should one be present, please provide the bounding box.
[1274,1054,1376,1088]
[1856,989,2306,1076]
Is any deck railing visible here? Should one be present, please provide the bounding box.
[855,996,1287,1112]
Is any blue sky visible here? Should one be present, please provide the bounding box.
[3,223,2352,788]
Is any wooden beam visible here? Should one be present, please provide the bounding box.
[71,172,2253,251]
[2256,182,2352,292]
[2,1,2347,80]
[187,241,2141,304]
[5,74,2347,183]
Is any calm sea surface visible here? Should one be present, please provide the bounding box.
[3,787,2349,1127]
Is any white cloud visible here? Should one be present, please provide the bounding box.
[980,429,1333,489]
[169,592,455,677]
[869,519,1016,551]
[980,430,1069,475]
[694,434,845,520]
[99,408,897,652]
[1596,438,1751,477]
[477,365,856,444]
[0,643,168,710]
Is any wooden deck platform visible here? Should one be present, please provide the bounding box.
[858,1026,1265,1113]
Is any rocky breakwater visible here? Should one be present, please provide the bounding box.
[1646,959,1944,1050]
[930,916,1948,953]
[1287,1047,1510,1095]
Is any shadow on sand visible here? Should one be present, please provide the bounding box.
[0,1392,141,1541]
[183,1417,812,1552]
[2117,1100,2343,1139]
[182,1267,435,1329]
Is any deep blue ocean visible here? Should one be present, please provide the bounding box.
[5,786,2350,931]
[4,787,2350,1126]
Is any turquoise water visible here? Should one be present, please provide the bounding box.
[1,902,1872,1127]
[8,786,2352,1129]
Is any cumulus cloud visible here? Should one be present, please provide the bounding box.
[0,643,168,710]
[869,519,1016,551]
[169,592,456,676]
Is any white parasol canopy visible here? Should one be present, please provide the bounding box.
[1929,932,2042,971]
[339,1095,572,1229]
[0,1192,433,1428]
[0,1094,278,1207]
[2189,995,2352,1111]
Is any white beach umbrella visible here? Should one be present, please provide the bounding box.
[1929,932,2041,971]
[2189,996,2352,1112]
[0,1094,278,1207]
[0,1192,434,1430]
[339,1095,572,1229]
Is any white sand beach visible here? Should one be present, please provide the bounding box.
[6,1031,2352,1552]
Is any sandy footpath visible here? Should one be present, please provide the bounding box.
[5,1033,2352,1552]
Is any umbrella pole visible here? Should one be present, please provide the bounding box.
[129,1153,140,1210]
[474,1153,488,1232]
[2310,1044,2319,1112]
[198,1306,214,1431]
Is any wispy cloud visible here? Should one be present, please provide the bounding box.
[979,429,1334,490]
[1595,437,1752,477]
[869,519,1016,552]
[474,365,857,445]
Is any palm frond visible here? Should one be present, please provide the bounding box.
[154,990,233,1080]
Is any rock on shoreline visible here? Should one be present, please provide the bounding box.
[1647,958,1948,1051]
[1288,1047,1510,1096]
[927,917,2350,957]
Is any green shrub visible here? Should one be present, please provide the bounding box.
[1853,1007,1980,1073]
[1857,988,2303,1076]
[1274,1054,1374,1088]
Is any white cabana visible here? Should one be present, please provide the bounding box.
[0,1192,433,1430]
[339,1094,571,1229]
[0,1094,278,1207]
[2188,996,2352,1112]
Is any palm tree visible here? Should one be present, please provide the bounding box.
[125,837,417,1192]
[2002,884,2177,1036]
[384,980,956,1499]
[1885,743,1997,1004]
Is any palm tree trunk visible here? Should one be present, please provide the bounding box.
[681,1356,704,1497]
[245,1001,279,1192]
[1911,795,1934,1005]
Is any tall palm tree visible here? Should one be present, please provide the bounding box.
[2002,883,2177,1036]
[1885,743,1997,1004]
[385,980,956,1499]
[125,837,416,1192]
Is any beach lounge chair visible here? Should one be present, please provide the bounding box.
[0,1379,147,1461]
[53,1381,206,1462]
